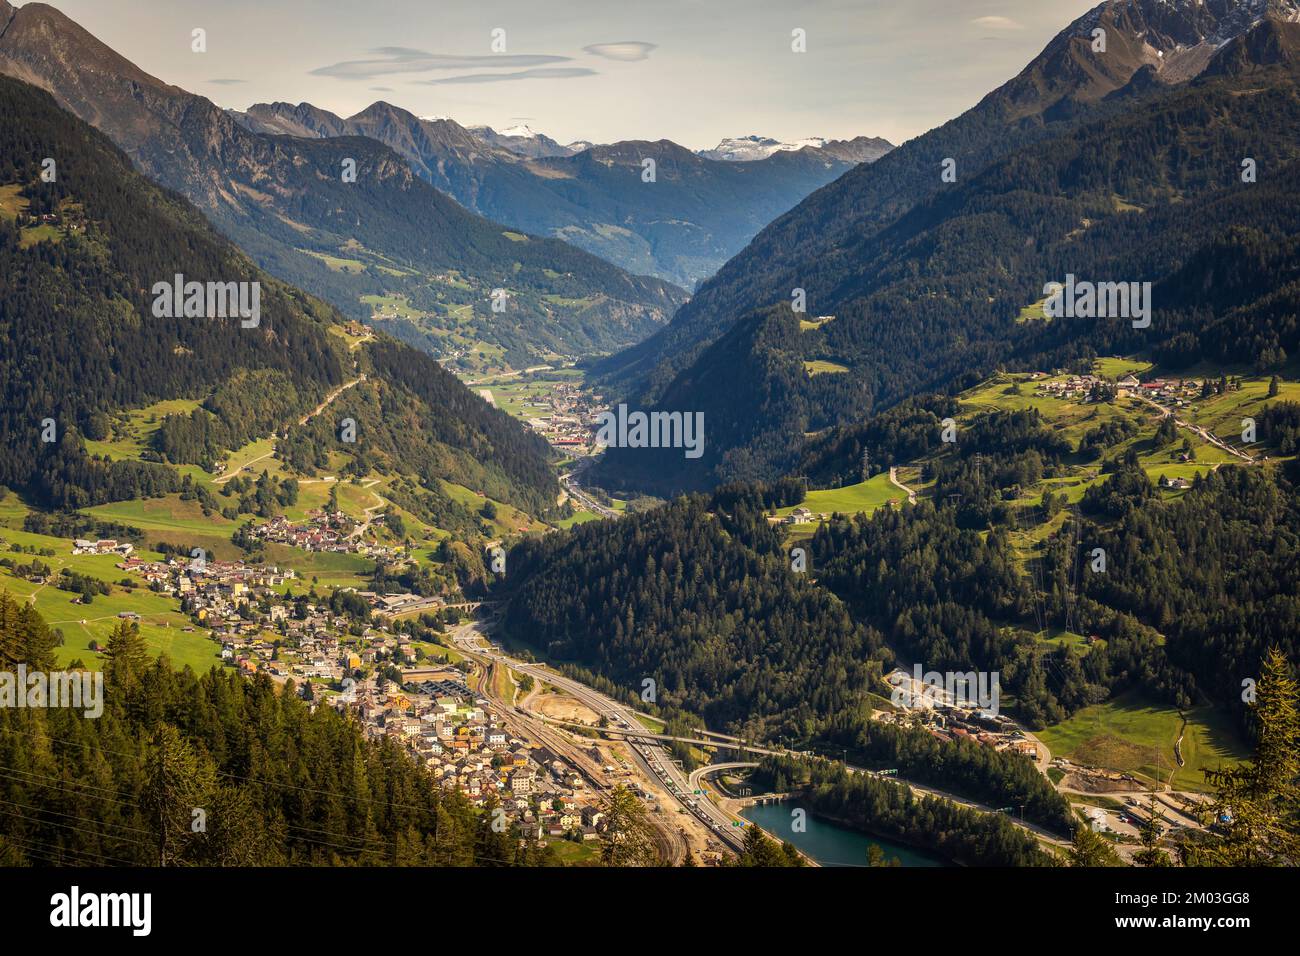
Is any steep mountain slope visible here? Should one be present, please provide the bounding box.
[0,74,558,516]
[0,0,684,373]
[236,100,891,289]
[591,0,1300,495]
[598,0,1300,398]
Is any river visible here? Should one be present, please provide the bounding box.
[740,800,947,867]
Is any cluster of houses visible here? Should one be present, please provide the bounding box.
[334,673,609,842]
[1032,371,1204,407]
[216,593,449,681]
[879,703,1040,760]
[217,609,382,681]
[1116,375,1203,406]
[1032,372,1108,401]
[879,669,1040,761]
[116,554,296,635]
[112,548,454,684]
[246,509,396,558]
[18,209,87,235]
[72,538,133,557]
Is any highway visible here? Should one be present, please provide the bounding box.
[561,473,618,519]
[449,619,745,854]
[446,620,701,861]
[446,612,1074,859]
[539,718,786,757]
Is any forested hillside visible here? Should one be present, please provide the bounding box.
[0,75,556,515]
[501,380,1300,742]
[0,594,548,866]
[1070,463,1300,722]
[498,493,889,736]
[592,15,1300,495]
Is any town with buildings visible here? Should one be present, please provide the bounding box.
[334,671,610,844]
[522,380,607,452]
[104,547,609,847]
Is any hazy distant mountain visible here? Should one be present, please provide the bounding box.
[815,136,897,164]
[592,0,1300,495]
[0,0,685,372]
[699,135,827,161]
[699,134,893,164]
[236,100,886,288]
[467,123,578,159]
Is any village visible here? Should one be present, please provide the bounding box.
[102,547,608,847]
[242,508,401,560]
[109,550,455,668]
[1031,370,1205,406]
[521,380,607,453]
[334,670,610,844]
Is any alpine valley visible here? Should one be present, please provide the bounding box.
[1,0,1298,881]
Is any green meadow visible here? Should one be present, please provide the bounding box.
[776,473,904,521]
[1037,691,1248,791]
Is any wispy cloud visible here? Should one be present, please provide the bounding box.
[207,78,246,85]
[416,67,597,86]
[971,16,1023,31]
[312,47,571,80]
[583,41,657,62]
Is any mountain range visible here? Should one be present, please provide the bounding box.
[0,74,558,519]
[592,0,1300,495]
[698,134,893,164]
[466,124,587,159]
[234,100,893,289]
[0,0,684,374]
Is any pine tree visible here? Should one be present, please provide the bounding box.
[102,620,149,701]
[143,724,215,866]
[1195,647,1300,866]
[600,785,658,866]
[475,791,515,866]
[0,592,58,670]
[1068,822,1123,867]
[737,822,782,866]
[1133,792,1170,867]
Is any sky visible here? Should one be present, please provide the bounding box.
[40,0,1101,149]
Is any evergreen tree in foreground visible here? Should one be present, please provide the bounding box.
[1193,647,1300,866]
[599,785,658,866]
[1068,823,1123,867]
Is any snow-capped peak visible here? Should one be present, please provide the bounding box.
[698,135,829,162]
[498,124,539,139]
